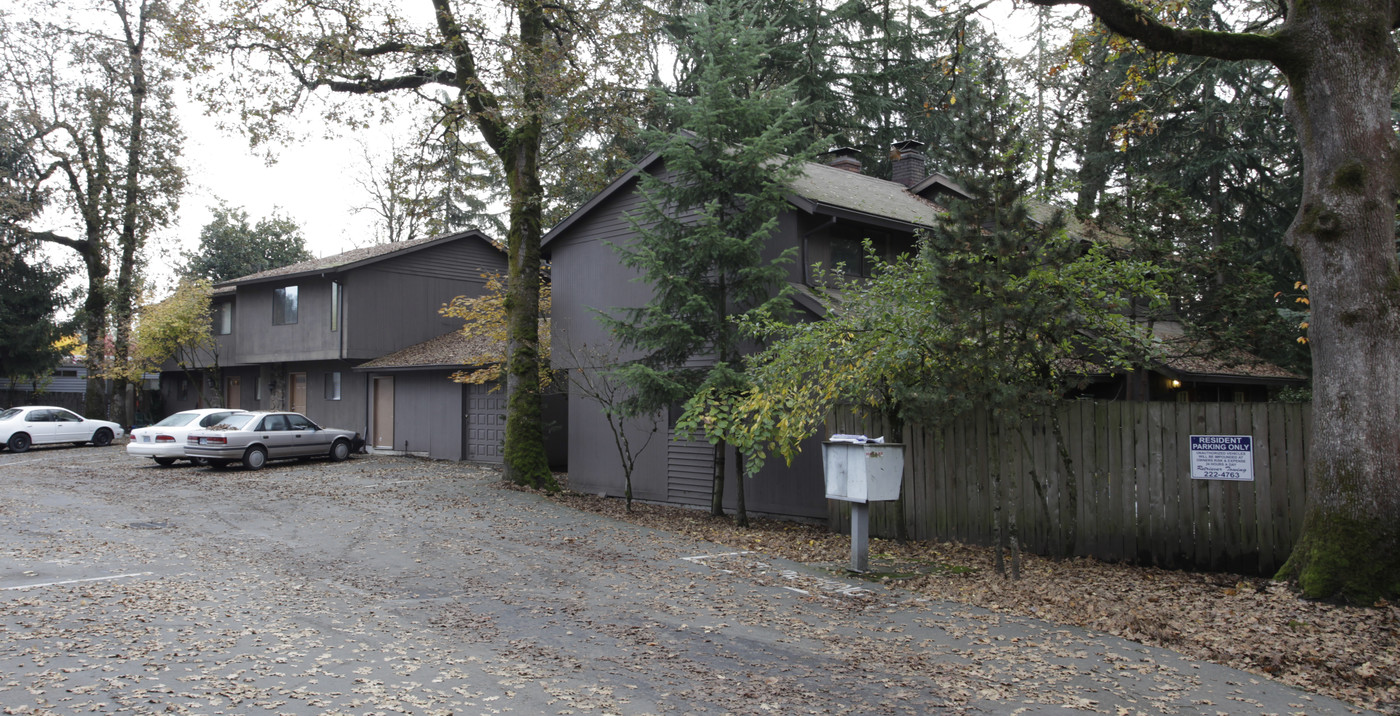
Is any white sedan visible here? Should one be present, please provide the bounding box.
[127,408,240,466]
[0,406,125,453]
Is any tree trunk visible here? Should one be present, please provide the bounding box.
[500,133,553,490]
[112,1,151,430]
[79,238,109,418]
[493,0,554,492]
[1274,6,1400,602]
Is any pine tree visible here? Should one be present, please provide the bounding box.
[0,252,71,390]
[606,0,820,525]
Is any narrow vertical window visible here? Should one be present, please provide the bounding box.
[213,302,232,335]
[325,371,342,401]
[330,281,341,332]
[273,286,299,324]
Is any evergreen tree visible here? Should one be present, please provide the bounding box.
[1040,2,1308,377]
[0,251,71,389]
[178,204,313,283]
[606,0,821,525]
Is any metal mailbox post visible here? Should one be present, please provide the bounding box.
[822,439,905,572]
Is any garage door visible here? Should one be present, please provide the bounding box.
[465,384,507,463]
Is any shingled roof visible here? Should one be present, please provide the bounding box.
[354,329,500,371]
[1151,321,1305,383]
[543,147,954,248]
[217,229,500,287]
[784,160,945,229]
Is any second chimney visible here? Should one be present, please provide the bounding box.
[825,146,863,173]
[890,140,927,187]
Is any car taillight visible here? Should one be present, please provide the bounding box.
[155,435,175,443]
[206,436,227,445]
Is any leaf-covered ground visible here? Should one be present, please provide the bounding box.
[545,487,1399,715]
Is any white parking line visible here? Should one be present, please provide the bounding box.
[680,551,755,563]
[1,572,153,591]
[0,456,116,468]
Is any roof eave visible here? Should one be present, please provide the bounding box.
[217,230,499,288]
[802,200,931,233]
[543,149,664,252]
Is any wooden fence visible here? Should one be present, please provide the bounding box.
[828,401,1312,575]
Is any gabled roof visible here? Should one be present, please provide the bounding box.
[542,149,948,249]
[217,229,501,288]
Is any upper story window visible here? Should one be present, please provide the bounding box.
[330,281,341,332]
[213,301,233,335]
[831,237,867,277]
[273,286,299,325]
[829,227,898,278]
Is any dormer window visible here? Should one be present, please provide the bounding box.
[274,286,299,325]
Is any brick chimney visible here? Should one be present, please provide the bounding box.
[824,146,863,173]
[890,140,927,187]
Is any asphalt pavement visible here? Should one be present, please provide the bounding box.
[0,445,1370,715]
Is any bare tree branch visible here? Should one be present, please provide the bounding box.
[1026,0,1289,64]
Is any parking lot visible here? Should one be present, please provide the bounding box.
[0,445,1367,715]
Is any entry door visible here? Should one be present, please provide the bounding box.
[225,376,242,409]
[372,376,395,449]
[290,372,307,414]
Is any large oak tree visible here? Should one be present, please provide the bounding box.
[0,0,185,421]
[179,0,652,489]
[1028,0,1400,601]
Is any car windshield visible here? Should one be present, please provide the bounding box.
[0,408,19,420]
[153,413,199,427]
[209,414,257,430]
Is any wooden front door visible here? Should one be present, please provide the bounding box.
[225,376,241,409]
[290,372,307,414]
[372,376,395,449]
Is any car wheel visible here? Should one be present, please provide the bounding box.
[7,433,31,453]
[91,428,113,447]
[191,457,209,466]
[243,445,268,471]
[153,457,176,466]
[207,459,229,468]
[329,439,351,462]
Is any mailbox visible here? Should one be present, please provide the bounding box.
[822,441,905,503]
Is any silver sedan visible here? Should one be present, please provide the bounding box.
[185,411,361,470]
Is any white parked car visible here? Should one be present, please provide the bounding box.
[0,406,125,453]
[127,408,241,466]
